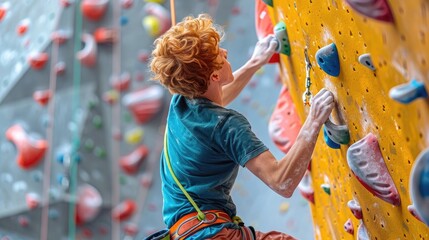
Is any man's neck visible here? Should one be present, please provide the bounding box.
[201,82,223,106]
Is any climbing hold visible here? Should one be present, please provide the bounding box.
[140,173,153,188]
[324,117,350,145]
[28,52,49,70]
[273,21,291,56]
[112,199,137,221]
[60,0,73,7]
[138,49,150,63]
[120,16,129,26]
[345,0,394,23]
[344,218,354,235]
[111,72,131,92]
[410,148,429,226]
[321,183,331,195]
[124,223,139,236]
[358,53,375,71]
[55,61,66,75]
[357,221,370,240]
[347,199,363,219]
[262,0,273,7]
[76,33,97,67]
[298,171,315,204]
[75,184,102,225]
[389,79,428,104]
[122,85,164,124]
[323,127,340,149]
[51,30,70,45]
[94,147,106,158]
[84,139,95,151]
[120,145,149,174]
[121,0,133,9]
[0,2,10,22]
[92,115,103,129]
[268,86,302,154]
[316,43,340,77]
[143,2,171,37]
[81,0,109,21]
[407,205,424,223]
[94,27,117,44]
[33,90,51,106]
[48,209,60,219]
[125,127,144,145]
[18,216,29,227]
[26,192,41,209]
[16,18,30,36]
[5,124,48,169]
[103,90,119,105]
[255,0,279,63]
[347,133,401,205]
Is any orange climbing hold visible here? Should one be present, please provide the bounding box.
[28,52,49,70]
[268,86,302,154]
[5,124,48,169]
[33,90,51,106]
[94,27,117,44]
[120,145,149,174]
[112,199,137,221]
[81,0,109,21]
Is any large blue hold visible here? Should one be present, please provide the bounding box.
[316,43,340,77]
[323,127,340,149]
[389,79,428,104]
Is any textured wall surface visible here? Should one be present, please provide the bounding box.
[269,0,429,239]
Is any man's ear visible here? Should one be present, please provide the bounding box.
[210,71,220,82]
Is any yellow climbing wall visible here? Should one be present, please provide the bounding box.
[269,0,429,239]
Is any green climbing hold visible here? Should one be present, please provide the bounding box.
[92,115,103,129]
[262,0,273,7]
[274,21,291,56]
[321,183,331,195]
[84,139,95,151]
[94,147,106,158]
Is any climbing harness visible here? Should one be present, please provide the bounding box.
[302,47,312,106]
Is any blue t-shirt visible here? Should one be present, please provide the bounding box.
[160,94,268,239]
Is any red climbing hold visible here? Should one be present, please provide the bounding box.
[111,72,131,92]
[345,0,394,23]
[81,0,109,21]
[75,184,102,225]
[122,85,164,124]
[407,205,424,223]
[28,52,49,70]
[344,219,354,235]
[33,90,51,106]
[76,33,97,67]
[60,0,73,7]
[26,192,41,209]
[94,27,117,44]
[347,199,363,219]
[51,30,70,45]
[269,86,302,154]
[347,133,401,205]
[6,124,48,169]
[298,171,315,204]
[255,0,279,63]
[16,19,30,36]
[120,145,149,175]
[0,3,9,22]
[112,199,137,221]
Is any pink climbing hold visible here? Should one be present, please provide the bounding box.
[122,85,164,124]
[6,124,48,170]
[120,145,149,175]
[298,171,315,204]
[347,133,401,205]
[81,0,109,21]
[344,218,354,235]
[94,27,117,44]
[55,61,66,75]
[269,86,302,154]
[75,184,102,225]
[112,199,137,221]
[347,199,363,219]
[76,33,97,67]
[28,52,49,70]
[33,90,51,106]
[111,72,131,92]
[121,0,133,9]
[51,30,70,45]
[124,223,139,236]
[18,216,29,227]
[26,192,41,209]
[345,0,394,23]
[140,173,153,188]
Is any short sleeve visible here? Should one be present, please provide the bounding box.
[213,112,268,167]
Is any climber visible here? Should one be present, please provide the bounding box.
[147,14,335,240]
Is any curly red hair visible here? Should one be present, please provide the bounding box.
[150,14,224,98]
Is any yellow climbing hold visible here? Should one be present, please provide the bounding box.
[142,15,161,37]
[144,0,165,3]
[125,127,144,145]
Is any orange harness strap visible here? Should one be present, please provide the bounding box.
[170,210,232,240]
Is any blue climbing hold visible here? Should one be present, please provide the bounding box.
[410,148,429,226]
[120,16,129,26]
[389,79,428,104]
[316,43,340,77]
[323,127,340,149]
[273,21,291,56]
[420,159,429,197]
